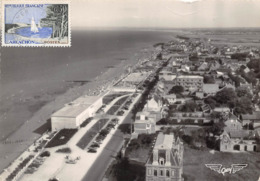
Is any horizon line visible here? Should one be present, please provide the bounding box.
[72,26,260,30]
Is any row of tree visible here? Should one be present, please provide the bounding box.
[205,87,253,115]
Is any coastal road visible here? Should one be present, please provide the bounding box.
[82,112,132,181]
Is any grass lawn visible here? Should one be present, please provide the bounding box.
[107,105,120,115]
[107,96,130,115]
[183,144,260,181]
[125,134,157,163]
[45,129,77,148]
[76,119,109,149]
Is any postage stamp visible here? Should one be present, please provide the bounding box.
[1,0,71,47]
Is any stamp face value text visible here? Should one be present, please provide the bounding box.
[2,0,70,47]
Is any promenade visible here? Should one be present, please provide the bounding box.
[18,93,141,181]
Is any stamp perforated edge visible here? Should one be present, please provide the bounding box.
[1,0,71,47]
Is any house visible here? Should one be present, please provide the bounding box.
[134,111,160,135]
[159,69,177,81]
[241,111,260,129]
[224,114,243,132]
[144,94,163,112]
[157,80,175,94]
[220,130,257,152]
[145,133,184,181]
[220,114,258,152]
[197,62,209,71]
[163,94,177,105]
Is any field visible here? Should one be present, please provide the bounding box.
[183,144,260,181]
[185,31,260,48]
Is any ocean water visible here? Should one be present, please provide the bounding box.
[15,27,53,38]
[0,29,174,138]
[1,29,174,98]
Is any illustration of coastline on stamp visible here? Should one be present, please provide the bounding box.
[2,1,70,47]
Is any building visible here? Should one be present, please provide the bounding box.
[223,114,242,133]
[220,114,258,152]
[157,80,175,95]
[174,75,203,92]
[241,111,260,129]
[134,111,160,135]
[220,130,257,152]
[51,95,102,131]
[145,133,184,181]
[159,69,177,81]
[144,95,163,112]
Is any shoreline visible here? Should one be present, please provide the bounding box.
[0,46,154,172]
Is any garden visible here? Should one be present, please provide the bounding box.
[77,119,109,149]
[45,129,78,148]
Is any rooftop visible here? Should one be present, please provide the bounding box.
[203,84,219,93]
[154,133,174,150]
[52,95,101,118]
[177,75,203,79]
[52,104,91,118]
[241,111,260,121]
[229,130,249,139]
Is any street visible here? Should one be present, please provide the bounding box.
[82,112,133,181]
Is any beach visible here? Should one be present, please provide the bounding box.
[0,29,175,172]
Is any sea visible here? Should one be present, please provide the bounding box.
[0,29,176,140]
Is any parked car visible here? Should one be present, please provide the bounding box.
[88,148,97,153]
[49,177,59,181]
[91,143,100,148]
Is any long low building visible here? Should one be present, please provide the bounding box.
[51,95,103,131]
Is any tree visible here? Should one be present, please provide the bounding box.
[179,101,199,112]
[236,87,252,98]
[169,85,184,94]
[203,75,215,84]
[46,4,68,39]
[190,128,207,148]
[204,96,219,109]
[215,88,237,105]
[234,96,253,115]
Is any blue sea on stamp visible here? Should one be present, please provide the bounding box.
[15,27,52,38]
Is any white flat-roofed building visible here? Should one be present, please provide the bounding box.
[51,95,102,131]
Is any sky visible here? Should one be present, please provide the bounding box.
[5,5,47,24]
[71,0,260,28]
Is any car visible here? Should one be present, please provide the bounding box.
[95,139,103,144]
[66,159,77,164]
[88,148,97,153]
[49,177,59,181]
[91,143,100,148]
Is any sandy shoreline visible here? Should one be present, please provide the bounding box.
[0,46,155,172]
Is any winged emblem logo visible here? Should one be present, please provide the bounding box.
[205,164,247,176]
